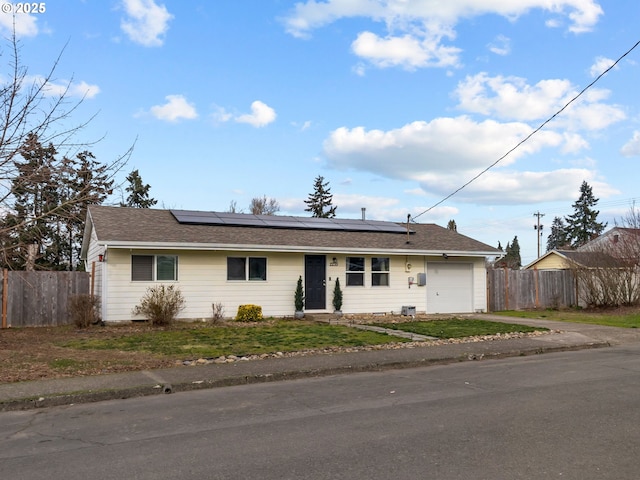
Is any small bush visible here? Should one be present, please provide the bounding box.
[332,278,343,312]
[212,302,225,322]
[69,294,101,328]
[132,285,185,326]
[235,304,263,322]
[294,276,304,311]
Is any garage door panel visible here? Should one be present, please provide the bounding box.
[427,263,473,313]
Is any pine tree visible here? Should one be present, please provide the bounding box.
[546,216,570,251]
[447,219,457,231]
[565,181,606,248]
[0,134,114,270]
[61,150,114,269]
[304,175,337,218]
[498,236,521,269]
[2,134,60,269]
[122,169,157,208]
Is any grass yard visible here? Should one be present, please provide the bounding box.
[59,320,411,359]
[369,318,546,338]
[492,309,640,329]
[0,316,555,383]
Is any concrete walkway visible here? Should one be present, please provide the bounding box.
[1,314,636,412]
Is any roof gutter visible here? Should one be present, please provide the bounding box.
[96,241,498,258]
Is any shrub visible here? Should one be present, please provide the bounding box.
[132,285,185,326]
[294,276,304,311]
[69,294,101,328]
[332,278,343,311]
[235,304,263,322]
[212,302,225,322]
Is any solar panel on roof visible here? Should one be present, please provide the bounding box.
[170,210,413,234]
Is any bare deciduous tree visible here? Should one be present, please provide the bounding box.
[249,195,280,215]
[569,203,640,307]
[0,28,132,269]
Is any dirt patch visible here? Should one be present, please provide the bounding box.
[0,324,176,384]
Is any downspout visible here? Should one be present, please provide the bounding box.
[101,244,108,322]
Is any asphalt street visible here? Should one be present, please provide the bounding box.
[2,343,640,479]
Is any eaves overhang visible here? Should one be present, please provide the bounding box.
[98,241,496,258]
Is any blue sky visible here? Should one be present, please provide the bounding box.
[2,0,639,264]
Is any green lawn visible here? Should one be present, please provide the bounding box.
[370,318,545,338]
[492,310,640,328]
[60,321,411,358]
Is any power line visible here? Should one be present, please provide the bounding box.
[412,39,640,222]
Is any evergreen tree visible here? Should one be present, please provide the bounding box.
[0,134,114,270]
[61,150,114,269]
[564,181,606,248]
[2,134,60,269]
[447,219,457,231]
[546,216,570,251]
[122,169,157,208]
[304,175,337,218]
[499,236,521,269]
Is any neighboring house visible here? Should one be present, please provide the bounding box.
[524,249,625,270]
[577,227,640,259]
[80,206,500,322]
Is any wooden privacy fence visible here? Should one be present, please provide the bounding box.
[487,268,578,312]
[1,270,90,328]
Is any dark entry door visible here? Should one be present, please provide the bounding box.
[305,255,326,310]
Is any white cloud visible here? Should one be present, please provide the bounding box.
[351,28,461,70]
[621,131,640,157]
[26,76,101,99]
[120,0,173,47]
[454,72,625,130]
[589,56,616,77]
[149,95,198,122]
[283,0,603,69]
[0,12,38,37]
[487,34,511,56]
[320,112,625,206]
[235,101,277,127]
[211,105,233,124]
[324,116,562,180]
[416,169,618,205]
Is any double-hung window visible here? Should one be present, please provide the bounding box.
[346,257,365,286]
[227,257,267,281]
[131,255,178,281]
[371,257,390,286]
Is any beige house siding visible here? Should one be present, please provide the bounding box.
[96,248,487,322]
[526,254,570,270]
[96,248,470,322]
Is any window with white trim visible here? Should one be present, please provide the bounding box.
[371,257,390,286]
[227,257,267,281]
[131,255,178,281]
[346,257,365,286]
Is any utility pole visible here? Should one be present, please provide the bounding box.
[534,211,545,258]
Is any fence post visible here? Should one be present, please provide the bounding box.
[2,269,7,328]
[504,268,509,310]
[534,267,539,309]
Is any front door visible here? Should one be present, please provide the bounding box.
[305,255,326,310]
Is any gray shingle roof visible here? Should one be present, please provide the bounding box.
[85,205,499,255]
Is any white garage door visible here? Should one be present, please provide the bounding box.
[426,262,473,314]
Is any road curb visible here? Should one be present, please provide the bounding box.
[0,340,609,412]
